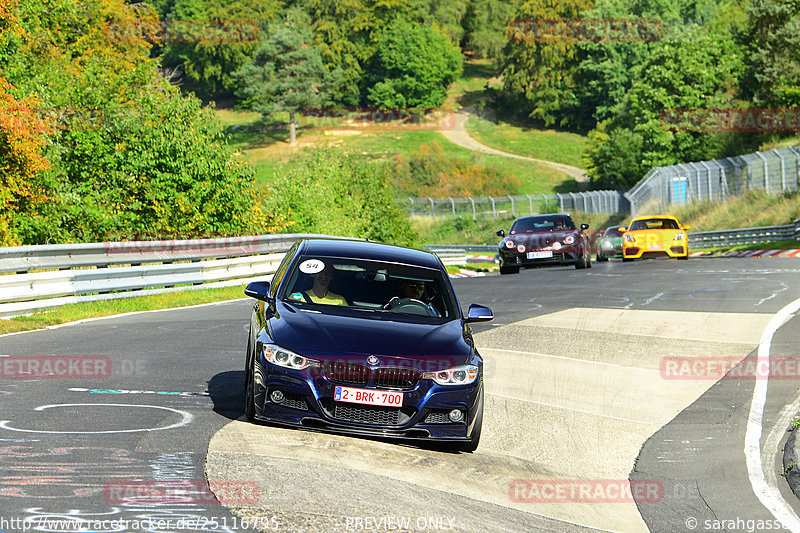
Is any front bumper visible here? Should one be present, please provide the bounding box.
[252,362,482,442]
[499,249,581,267]
[623,243,687,259]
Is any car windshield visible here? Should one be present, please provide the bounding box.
[630,218,679,230]
[511,215,576,232]
[280,256,457,320]
[605,228,624,238]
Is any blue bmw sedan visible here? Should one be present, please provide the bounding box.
[243,238,493,451]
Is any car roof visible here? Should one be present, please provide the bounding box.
[630,215,679,222]
[298,238,443,269]
[515,213,572,220]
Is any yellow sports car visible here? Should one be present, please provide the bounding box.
[620,215,690,261]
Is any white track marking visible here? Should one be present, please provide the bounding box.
[745,296,800,530]
[0,403,193,434]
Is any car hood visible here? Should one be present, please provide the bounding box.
[627,229,683,242]
[268,302,472,365]
[503,229,580,248]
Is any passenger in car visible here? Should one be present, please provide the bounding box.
[304,264,348,305]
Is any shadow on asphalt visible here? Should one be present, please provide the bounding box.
[208,370,245,420]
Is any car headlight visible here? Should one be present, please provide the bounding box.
[602,240,613,249]
[673,232,685,240]
[517,244,525,253]
[423,365,479,386]
[564,235,575,245]
[552,241,562,250]
[505,240,515,249]
[262,344,319,370]
[624,234,636,243]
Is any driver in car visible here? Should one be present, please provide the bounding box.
[385,280,440,316]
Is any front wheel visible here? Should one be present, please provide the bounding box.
[459,397,483,453]
[622,257,634,262]
[596,251,608,262]
[678,247,689,260]
[244,366,256,422]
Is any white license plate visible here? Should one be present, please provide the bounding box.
[648,245,661,250]
[334,386,403,407]
[527,251,553,259]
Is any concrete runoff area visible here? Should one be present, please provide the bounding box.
[205,308,773,532]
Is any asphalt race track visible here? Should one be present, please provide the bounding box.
[1,257,800,533]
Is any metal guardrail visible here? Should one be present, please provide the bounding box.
[688,220,800,249]
[397,191,628,219]
[0,235,469,318]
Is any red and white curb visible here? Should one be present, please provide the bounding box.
[723,249,800,258]
[449,270,492,278]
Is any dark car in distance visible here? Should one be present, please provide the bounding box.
[496,214,591,274]
[243,238,493,451]
[595,225,626,261]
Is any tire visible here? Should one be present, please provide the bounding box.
[459,391,483,453]
[244,365,256,422]
[244,339,257,422]
[587,251,592,268]
[499,264,520,275]
[678,247,689,260]
[596,251,608,262]
[622,257,634,263]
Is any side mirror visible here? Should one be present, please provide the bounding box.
[465,304,494,323]
[683,225,691,231]
[618,227,627,233]
[580,223,589,231]
[244,281,271,302]
[496,229,505,237]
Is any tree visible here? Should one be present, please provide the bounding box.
[0,77,53,246]
[741,0,800,107]
[160,0,280,100]
[365,20,462,109]
[500,0,594,127]
[462,0,520,59]
[264,149,419,247]
[235,14,340,144]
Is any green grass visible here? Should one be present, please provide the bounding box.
[445,59,501,109]
[661,189,800,232]
[466,114,588,169]
[698,240,799,255]
[0,285,247,335]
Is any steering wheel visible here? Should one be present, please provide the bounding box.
[383,297,436,316]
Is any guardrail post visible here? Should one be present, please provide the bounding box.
[542,194,548,211]
[755,151,769,194]
[776,149,788,192]
[469,197,476,221]
[408,197,414,217]
[556,193,564,212]
[507,195,515,217]
[428,197,435,219]
[490,196,497,218]
[788,147,800,189]
[449,196,456,219]
[525,194,533,215]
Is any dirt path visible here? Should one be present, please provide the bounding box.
[440,107,589,187]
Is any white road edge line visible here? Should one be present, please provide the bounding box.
[745,296,800,530]
[0,298,251,339]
